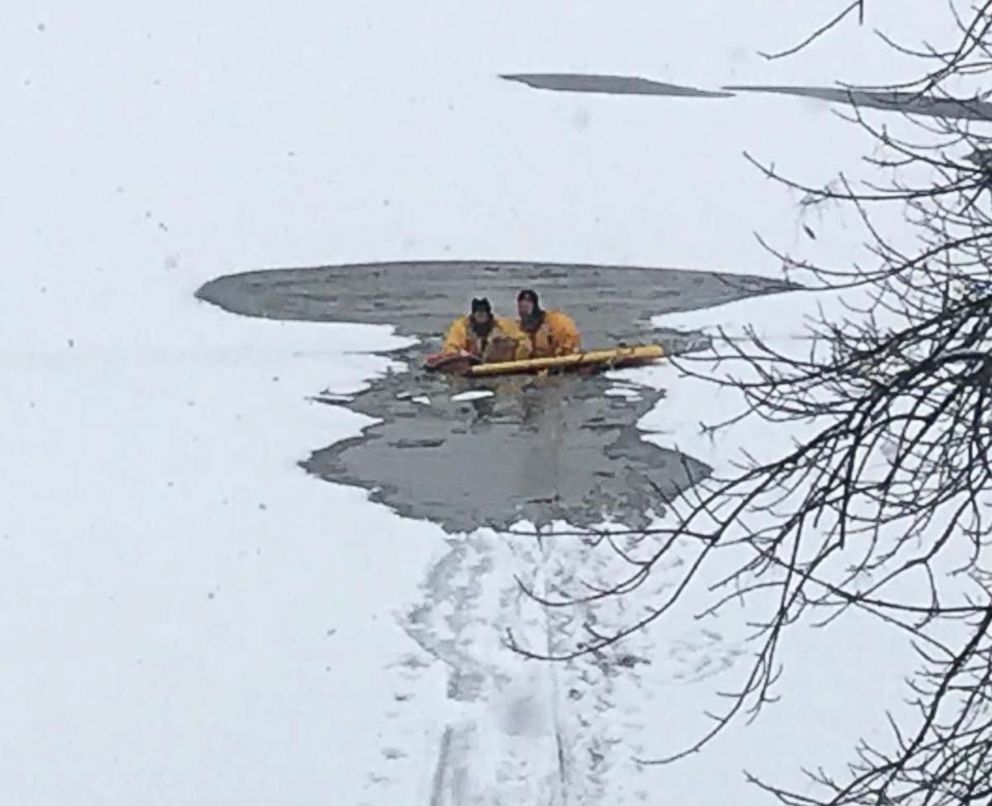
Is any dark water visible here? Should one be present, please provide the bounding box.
[196,261,797,532]
[304,362,706,533]
[725,84,992,122]
[502,74,734,98]
[500,73,992,122]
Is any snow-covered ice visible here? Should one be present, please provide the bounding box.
[0,1,955,804]
[449,390,494,403]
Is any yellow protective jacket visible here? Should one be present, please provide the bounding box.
[521,310,582,358]
[442,315,531,362]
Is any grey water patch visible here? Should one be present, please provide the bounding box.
[497,71,992,122]
[194,260,795,339]
[303,365,708,533]
[724,84,992,122]
[196,261,797,532]
[501,73,734,98]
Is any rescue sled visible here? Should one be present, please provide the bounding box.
[424,344,665,377]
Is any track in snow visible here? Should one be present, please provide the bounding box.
[374,527,746,805]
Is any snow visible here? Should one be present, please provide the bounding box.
[450,390,495,402]
[1,2,956,804]
[624,290,923,802]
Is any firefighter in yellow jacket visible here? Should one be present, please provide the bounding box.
[515,289,582,357]
[442,297,530,363]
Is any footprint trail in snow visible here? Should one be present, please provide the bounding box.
[372,528,746,804]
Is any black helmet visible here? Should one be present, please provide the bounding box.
[516,289,540,309]
[471,297,492,315]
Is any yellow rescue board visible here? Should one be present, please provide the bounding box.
[466,344,664,377]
